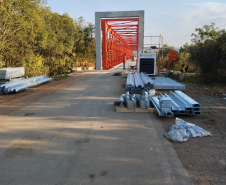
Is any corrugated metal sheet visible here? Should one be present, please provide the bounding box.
[0,67,25,79]
[151,77,185,90]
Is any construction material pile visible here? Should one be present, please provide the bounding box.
[126,72,153,94]
[0,67,25,79]
[165,118,211,142]
[0,75,52,94]
[151,90,201,117]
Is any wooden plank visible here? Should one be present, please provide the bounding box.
[135,108,148,113]
[135,108,154,113]
[116,107,154,113]
[148,108,154,113]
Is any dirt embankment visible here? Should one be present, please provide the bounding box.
[160,83,226,185]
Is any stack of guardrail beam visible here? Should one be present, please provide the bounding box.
[140,72,154,91]
[126,73,135,93]
[0,67,25,79]
[126,72,153,94]
[133,73,144,94]
[0,75,52,94]
[150,90,201,117]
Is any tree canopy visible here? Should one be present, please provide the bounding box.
[0,0,95,77]
[190,23,226,84]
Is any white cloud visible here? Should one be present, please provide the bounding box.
[162,2,226,47]
[178,2,226,25]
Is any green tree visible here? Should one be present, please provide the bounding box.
[73,17,95,64]
[0,0,96,77]
[191,23,226,83]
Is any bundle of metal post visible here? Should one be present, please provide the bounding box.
[0,75,53,94]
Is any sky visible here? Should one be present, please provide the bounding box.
[46,0,226,48]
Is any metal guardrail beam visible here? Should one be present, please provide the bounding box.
[126,72,154,94]
[0,75,52,94]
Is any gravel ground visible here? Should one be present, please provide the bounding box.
[158,83,226,185]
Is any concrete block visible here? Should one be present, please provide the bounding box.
[83,67,94,70]
[72,67,94,71]
[87,67,94,70]
[72,67,82,71]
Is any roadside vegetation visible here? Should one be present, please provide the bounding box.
[0,0,95,77]
[158,23,226,87]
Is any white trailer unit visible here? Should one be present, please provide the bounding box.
[137,53,156,75]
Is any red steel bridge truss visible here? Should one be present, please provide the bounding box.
[101,18,139,70]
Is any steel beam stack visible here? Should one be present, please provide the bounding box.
[150,90,201,117]
[134,73,144,94]
[140,72,154,91]
[126,73,135,93]
[0,75,52,94]
[126,72,154,94]
[0,67,25,79]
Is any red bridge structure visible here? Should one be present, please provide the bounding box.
[101,18,139,70]
[95,11,144,70]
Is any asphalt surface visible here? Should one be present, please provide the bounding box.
[0,72,193,185]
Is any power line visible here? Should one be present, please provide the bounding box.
[173,34,191,44]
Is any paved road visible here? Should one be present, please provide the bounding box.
[0,72,193,185]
